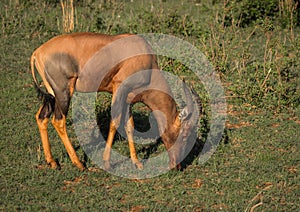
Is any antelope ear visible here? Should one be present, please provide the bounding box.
[179,107,192,122]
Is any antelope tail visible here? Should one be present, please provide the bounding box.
[30,52,55,106]
[31,52,39,89]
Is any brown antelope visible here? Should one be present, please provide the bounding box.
[31,32,199,171]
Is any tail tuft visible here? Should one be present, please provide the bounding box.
[34,83,55,110]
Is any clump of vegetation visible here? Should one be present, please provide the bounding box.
[225,0,300,28]
[1,0,299,111]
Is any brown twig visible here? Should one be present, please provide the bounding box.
[249,201,263,212]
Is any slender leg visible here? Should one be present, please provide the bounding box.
[125,114,143,169]
[51,115,85,171]
[36,106,58,169]
[102,119,117,170]
[102,87,124,170]
[103,84,143,170]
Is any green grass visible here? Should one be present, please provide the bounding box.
[0,0,299,211]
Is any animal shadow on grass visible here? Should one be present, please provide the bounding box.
[180,122,229,169]
[88,107,227,170]
[94,108,163,165]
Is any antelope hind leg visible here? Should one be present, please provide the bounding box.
[52,115,85,171]
[36,106,58,169]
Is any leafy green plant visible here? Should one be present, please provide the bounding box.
[224,0,299,30]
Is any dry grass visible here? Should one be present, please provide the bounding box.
[60,0,74,33]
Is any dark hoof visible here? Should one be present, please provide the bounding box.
[104,160,111,171]
[49,160,60,170]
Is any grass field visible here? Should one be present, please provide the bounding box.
[0,0,299,210]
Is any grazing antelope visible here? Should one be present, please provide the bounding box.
[31,32,199,171]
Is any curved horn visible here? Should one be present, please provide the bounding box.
[183,79,194,115]
[179,79,202,123]
[190,87,202,127]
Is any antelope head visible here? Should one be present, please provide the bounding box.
[168,81,201,170]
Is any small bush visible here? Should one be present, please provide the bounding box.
[227,0,299,28]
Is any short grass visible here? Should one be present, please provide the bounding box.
[0,0,299,211]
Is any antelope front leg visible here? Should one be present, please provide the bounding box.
[103,120,117,170]
[103,89,122,170]
[52,115,85,171]
[125,115,143,170]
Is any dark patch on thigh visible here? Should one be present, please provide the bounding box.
[45,53,79,118]
[45,53,78,91]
